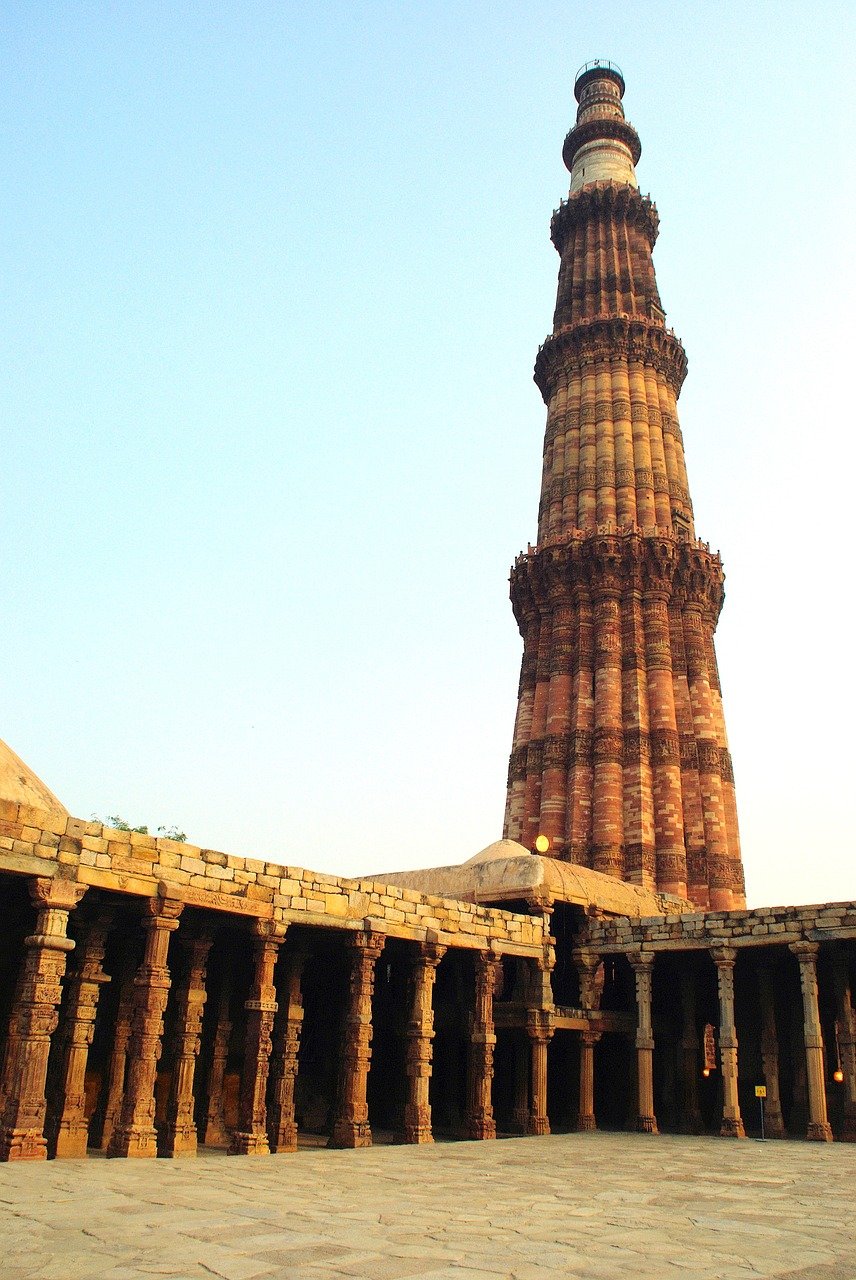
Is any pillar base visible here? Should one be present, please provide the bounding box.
[527,1116,550,1136]
[108,1126,158,1158]
[54,1123,90,1160]
[576,1114,597,1132]
[399,1125,434,1144]
[806,1121,833,1142]
[329,1121,372,1148]
[636,1116,659,1134]
[270,1122,298,1153]
[0,1128,48,1162]
[720,1117,746,1138]
[160,1124,198,1157]
[465,1118,496,1141]
[229,1130,270,1155]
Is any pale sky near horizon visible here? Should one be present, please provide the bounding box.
[2,2,854,909]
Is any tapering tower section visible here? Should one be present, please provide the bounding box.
[503,62,745,911]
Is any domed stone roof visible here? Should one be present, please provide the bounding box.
[0,738,67,816]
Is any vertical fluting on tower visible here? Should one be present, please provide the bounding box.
[503,62,745,911]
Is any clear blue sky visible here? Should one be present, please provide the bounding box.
[2,2,854,907]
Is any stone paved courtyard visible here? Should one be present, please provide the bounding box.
[0,1133,854,1280]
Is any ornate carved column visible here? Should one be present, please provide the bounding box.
[230,920,286,1155]
[678,969,703,1134]
[756,962,785,1138]
[161,932,212,1157]
[108,896,184,1158]
[577,1029,600,1131]
[466,950,501,1140]
[0,876,87,1161]
[527,1010,553,1135]
[201,972,232,1147]
[712,947,745,1137]
[831,951,856,1141]
[330,928,386,1148]
[96,947,136,1151]
[790,942,833,1141]
[629,950,658,1133]
[51,911,111,1158]
[268,950,307,1153]
[400,940,446,1144]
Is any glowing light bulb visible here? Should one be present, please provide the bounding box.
[534,834,550,854]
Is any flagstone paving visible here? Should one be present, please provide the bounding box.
[0,1133,854,1280]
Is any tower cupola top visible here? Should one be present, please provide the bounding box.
[574,60,625,101]
[564,59,640,195]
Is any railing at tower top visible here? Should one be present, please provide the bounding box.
[575,59,624,83]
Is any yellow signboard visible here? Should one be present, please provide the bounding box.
[755,1085,767,1098]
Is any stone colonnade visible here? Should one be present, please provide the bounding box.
[0,875,552,1162]
[569,937,856,1142]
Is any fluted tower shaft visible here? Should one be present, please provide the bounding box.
[503,63,745,911]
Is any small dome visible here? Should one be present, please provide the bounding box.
[0,738,67,816]
[463,838,531,866]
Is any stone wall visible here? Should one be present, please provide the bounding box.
[0,800,546,957]
[586,901,856,952]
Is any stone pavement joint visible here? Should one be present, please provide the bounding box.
[0,1134,854,1280]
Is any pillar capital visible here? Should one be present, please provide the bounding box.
[628,948,655,974]
[710,945,736,970]
[30,876,88,913]
[789,940,820,963]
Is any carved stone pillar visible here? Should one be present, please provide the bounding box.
[161,932,212,1157]
[678,969,703,1134]
[466,950,501,1140]
[268,950,307,1153]
[831,951,856,1141]
[201,972,232,1147]
[401,940,446,1144]
[756,962,785,1139]
[230,920,286,1155]
[577,1029,600,1131]
[330,928,386,1148]
[712,947,745,1137]
[0,876,87,1161]
[629,950,658,1134]
[51,911,111,1158]
[108,896,184,1158]
[527,1010,553,1135]
[790,942,833,1141]
[96,948,136,1151]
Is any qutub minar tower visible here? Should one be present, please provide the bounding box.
[503,61,745,912]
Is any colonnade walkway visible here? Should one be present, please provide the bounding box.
[1,1131,854,1280]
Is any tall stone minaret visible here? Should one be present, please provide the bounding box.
[503,62,745,911]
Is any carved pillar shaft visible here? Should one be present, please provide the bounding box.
[97,950,135,1151]
[630,951,658,1134]
[230,922,286,1156]
[52,912,111,1158]
[330,929,385,1148]
[201,973,232,1147]
[790,942,833,1141]
[161,933,212,1157]
[268,951,307,1153]
[577,1030,599,1131]
[713,948,745,1138]
[108,896,183,1158]
[831,952,856,1141]
[401,941,446,1144]
[756,963,785,1138]
[527,1013,553,1136]
[466,951,500,1140]
[0,877,87,1162]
